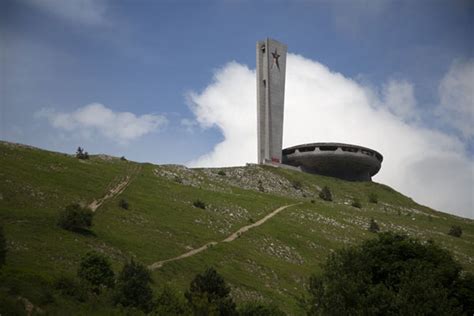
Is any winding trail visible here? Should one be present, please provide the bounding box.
[148,203,300,270]
[88,164,141,212]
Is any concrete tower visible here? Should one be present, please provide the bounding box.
[257,38,288,164]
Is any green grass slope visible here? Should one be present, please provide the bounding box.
[0,141,473,315]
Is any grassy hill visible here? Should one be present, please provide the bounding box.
[0,140,473,315]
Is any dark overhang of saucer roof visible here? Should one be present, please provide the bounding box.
[282,142,383,181]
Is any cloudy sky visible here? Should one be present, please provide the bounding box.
[1,0,473,218]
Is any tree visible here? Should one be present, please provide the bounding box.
[368,218,380,233]
[114,259,154,312]
[77,251,115,293]
[185,267,236,316]
[318,186,332,202]
[0,225,6,267]
[76,147,89,160]
[153,285,190,315]
[448,225,462,238]
[57,203,93,232]
[305,232,470,315]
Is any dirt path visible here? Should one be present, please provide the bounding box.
[148,203,300,270]
[88,165,141,212]
[222,204,298,242]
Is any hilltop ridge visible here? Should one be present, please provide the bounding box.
[0,140,472,314]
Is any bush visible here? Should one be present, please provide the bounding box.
[368,218,380,233]
[292,180,302,190]
[351,198,362,209]
[319,186,332,202]
[310,199,315,204]
[57,204,93,232]
[217,170,226,176]
[193,200,206,210]
[368,192,378,204]
[114,260,154,312]
[0,225,6,267]
[305,233,469,315]
[239,302,286,316]
[185,267,236,315]
[258,180,264,192]
[120,156,127,161]
[119,199,129,210]
[448,225,462,238]
[76,147,89,160]
[78,252,115,293]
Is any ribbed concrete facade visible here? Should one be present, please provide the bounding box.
[256,38,287,164]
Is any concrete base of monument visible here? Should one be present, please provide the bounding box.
[282,142,383,182]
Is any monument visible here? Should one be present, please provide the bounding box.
[256,38,383,181]
[256,38,287,164]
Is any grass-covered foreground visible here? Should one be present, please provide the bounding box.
[0,141,473,315]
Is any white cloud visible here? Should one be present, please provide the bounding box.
[22,0,108,25]
[37,103,167,144]
[186,54,473,219]
[381,80,418,122]
[437,60,474,139]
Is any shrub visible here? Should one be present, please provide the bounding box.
[310,199,315,204]
[368,192,378,204]
[120,156,127,161]
[351,198,362,209]
[57,204,93,232]
[239,302,286,316]
[0,225,6,267]
[76,147,89,160]
[305,233,469,315]
[114,260,154,312]
[448,225,462,238]
[258,180,264,192]
[292,180,302,190]
[217,170,226,176]
[193,199,206,209]
[78,252,115,293]
[119,199,129,210]
[319,186,332,202]
[185,267,236,315]
[368,218,380,233]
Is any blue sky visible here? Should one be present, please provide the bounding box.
[1,0,473,218]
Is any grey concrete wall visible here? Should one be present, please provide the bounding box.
[257,38,287,164]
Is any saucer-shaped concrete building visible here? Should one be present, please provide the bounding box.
[256,38,383,181]
[282,143,383,181]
